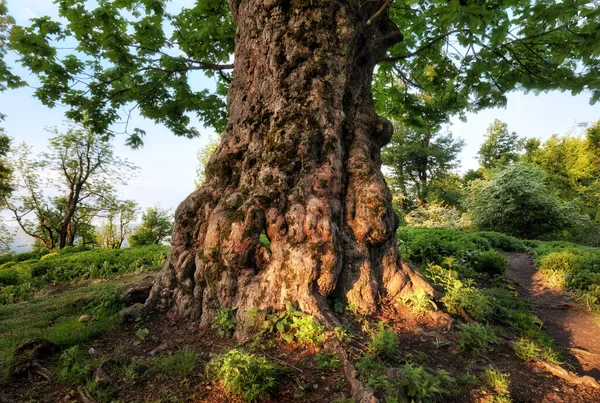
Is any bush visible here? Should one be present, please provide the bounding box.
[470,250,509,276]
[404,202,468,230]
[207,349,277,402]
[0,269,19,286]
[466,163,585,239]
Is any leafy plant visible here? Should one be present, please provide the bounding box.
[207,349,277,402]
[334,326,351,343]
[400,363,454,402]
[483,368,511,402]
[247,301,322,344]
[290,315,325,346]
[135,327,150,341]
[399,289,437,315]
[315,352,343,372]
[212,306,238,338]
[57,345,95,384]
[367,322,399,360]
[457,323,499,354]
[513,338,540,361]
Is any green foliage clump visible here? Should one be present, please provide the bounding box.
[248,302,324,345]
[314,352,343,372]
[470,249,509,276]
[400,363,454,402]
[0,268,19,286]
[467,163,586,239]
[207,349,277,402]
[367,323,399,360]
[290,315,325,346]
[533,242,600,312]
[399,289,437,315]
[57,345,95,384]
[457,323,499,354]
[356,354,453,403]
[153,345,200,377]
[212,306,238,338]
[423,262,494,321]
[513,338,541,362]
[483,368,511,402]
[399,227,526,268]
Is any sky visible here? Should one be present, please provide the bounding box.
[1,0,599,216]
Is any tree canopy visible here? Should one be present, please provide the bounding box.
[1,0,599,143]
[477,119,522,169]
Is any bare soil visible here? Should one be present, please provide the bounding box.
[505,252,600,380]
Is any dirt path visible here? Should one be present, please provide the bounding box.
[505,252,600,380]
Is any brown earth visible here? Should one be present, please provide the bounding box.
[505,252,600,380]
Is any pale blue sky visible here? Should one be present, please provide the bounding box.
[1,0,599,213]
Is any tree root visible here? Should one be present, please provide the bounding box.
[319,313,378,403]
[536,360,600,389]
[77,386,98,403]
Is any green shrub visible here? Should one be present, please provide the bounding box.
[0,245,168,305]
[207,349,277,402]
[0,269,19,286]
[399,289,437,315]
[457,323,499,354]
[467,163,582,239]
[470,249,509,276]
[367,323,399,359]
[400,363,453,401]
[291,315,325,346]
[247,302,324,345]
[483,368,511,400]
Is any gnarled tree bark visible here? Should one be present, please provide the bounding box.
[147,0,433,332]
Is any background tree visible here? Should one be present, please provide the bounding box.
[2,0,600,349]
[195,136,220,188]
[96,199,139,249]
[4,124,137,249]
[524,122,600,244]
[467,163,586,239]
[477,119,522,169]
[128,206,173,247]
[382,123,464,208]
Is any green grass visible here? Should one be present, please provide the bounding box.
[530,240,600,313]
[0,273,153,382]
[0,245,168,305]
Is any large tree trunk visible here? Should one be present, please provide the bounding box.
[148,0,433,331]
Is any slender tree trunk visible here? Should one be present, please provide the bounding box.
[148,0,433,331]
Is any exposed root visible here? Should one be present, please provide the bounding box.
[536,360,600,389]
[319,314,378,403]
[77,386,98,403]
